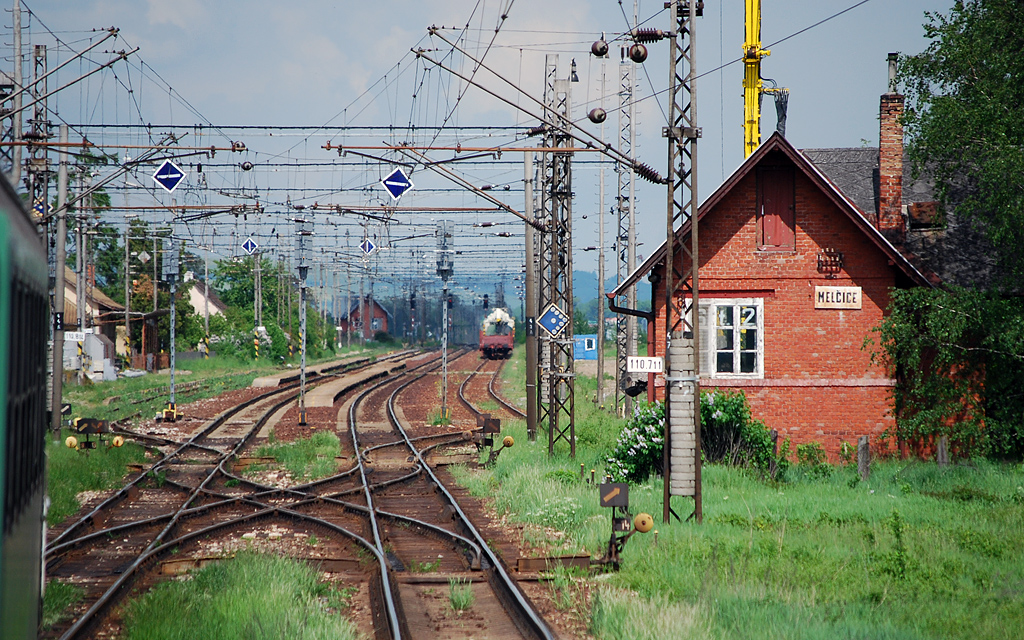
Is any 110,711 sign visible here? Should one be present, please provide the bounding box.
[626,356,664,373]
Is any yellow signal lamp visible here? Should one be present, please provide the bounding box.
[634,513,654,533]
[65,436,78,450]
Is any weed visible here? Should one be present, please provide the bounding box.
[46,430,147,525]
[255,431,341,480]
[307,534,319,547]
[121,551,358,640]
[448,578,474,611]
[546,565,585,611]
[146,469,167,488]
[409,559,441,573]
[544,469,580,485]
[224,478,240,488]
[42,581,84,629]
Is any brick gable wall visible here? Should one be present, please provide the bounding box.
[650,157,899,459]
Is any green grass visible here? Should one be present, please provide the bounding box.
[453,347,1024,640]
[121,552,358,640]
[254,430,342,480]
[42,580,84,630]
[448,577,474,611]
[46,429,148,525]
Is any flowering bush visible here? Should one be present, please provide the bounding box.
[605,402,665,483]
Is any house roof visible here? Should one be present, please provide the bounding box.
[610,133,933,297]
[63,266,124,311]
[190,278,229,314]
[341,296,394,322]
[805,147,1003,290]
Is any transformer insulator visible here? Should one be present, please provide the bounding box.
[588,108,607,124]
[631,28,667,43]
[591,39,609,57]
[634,162,665,184]
[628,43,648,63]
[241,161,254,171]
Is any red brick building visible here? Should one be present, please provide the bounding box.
[339,296,393,340]
[611,89,942,455]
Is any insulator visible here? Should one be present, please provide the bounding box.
[634,162,665,184]
[588,108,607,124]
[628,43,648,63]
[631,28,667,43]
[232,141,247,152]
[527,124,548,136]
[241,161,254,171]
[591,39,609,57]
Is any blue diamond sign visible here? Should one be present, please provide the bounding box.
[538,304,570,337]
[359,238,377,255]
[152,159,186,193]
[381,167,414,200]
[242,237,259,255]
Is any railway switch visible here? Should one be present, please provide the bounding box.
[485,435,514,467]
[596,482,652,569]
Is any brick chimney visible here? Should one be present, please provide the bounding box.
[878,52,905,244]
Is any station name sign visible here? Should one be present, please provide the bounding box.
[815,286,862,310]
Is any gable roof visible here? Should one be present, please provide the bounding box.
[610,132,933,297]
[63,266,124,311]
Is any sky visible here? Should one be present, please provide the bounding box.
[9,0,953,305]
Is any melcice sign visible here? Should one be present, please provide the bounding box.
[815,286,862,309]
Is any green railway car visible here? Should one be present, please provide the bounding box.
[0,172,48,639]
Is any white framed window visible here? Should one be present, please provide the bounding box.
[701,298,763,378]
[584,338,596,350]
[371,317,382,331]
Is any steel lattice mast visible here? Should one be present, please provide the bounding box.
[662,0,702,523]
[537,54,575,457]
[615,47,638,418]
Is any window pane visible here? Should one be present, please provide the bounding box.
[740,352,756,373]
[740,306,757,326]
[717,352,734,373]
[717,306,733,327]
[717,328,733,350]
[740,328,757,350]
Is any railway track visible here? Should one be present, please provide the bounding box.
[45,349,553,639]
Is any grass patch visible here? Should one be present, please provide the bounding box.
[121,551,358,640]
[46,429,148,525]
[452,347,1024,640]
[448,577,474,611]
[42,580,84,630]
[408,559,441,572]
[254,430,342,480]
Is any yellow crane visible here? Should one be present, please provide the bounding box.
[743,0,787,157]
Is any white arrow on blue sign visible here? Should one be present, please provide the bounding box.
[538,304,570,337]
[242,237,259,255]
[381,167,414,200]
[359,238,377,255]
[152,159,187,193]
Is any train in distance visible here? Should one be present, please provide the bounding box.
[479,308,515,360]
[0,170,49,640]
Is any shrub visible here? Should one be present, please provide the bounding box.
[796,441,832,480]
[374,330,394,344]
[605,402,665,483]
[701,390,789,481]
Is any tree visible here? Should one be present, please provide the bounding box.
[900,0,1024,282]
[871,286,1024,459]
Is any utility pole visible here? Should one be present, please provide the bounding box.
[49,123,66,435]
[254,246,261,361]
[596,51,608,408]
[436,221,454,423]
[124,216,134,365]
[163,234,179,421]
[75,172,85,382]
[203,245,210,357]
[524,152,538,439]
[295,213,313,426]
[662,0,702,523]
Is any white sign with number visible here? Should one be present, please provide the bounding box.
[65,331,86,342]
[627,356,664,373]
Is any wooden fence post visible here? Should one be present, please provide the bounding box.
[857,435,870,482]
